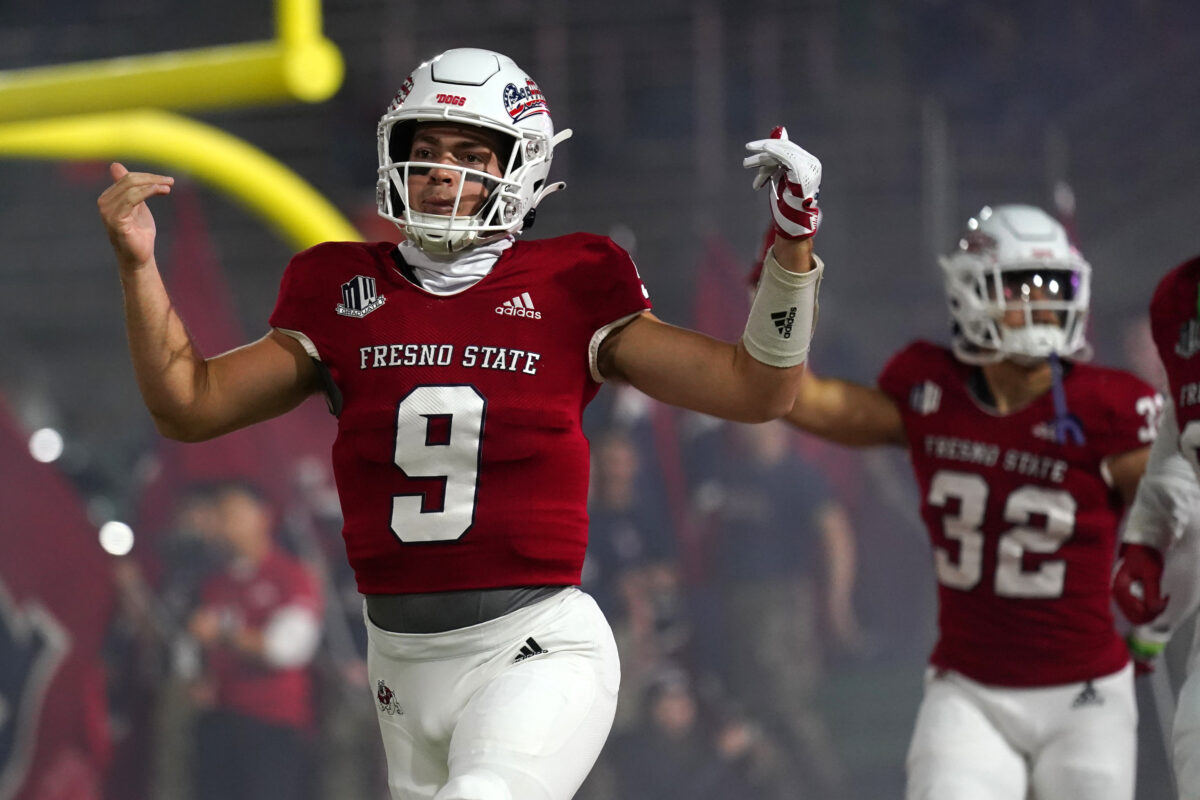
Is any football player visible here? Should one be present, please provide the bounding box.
[1113,255,1200,800]
[99,47,827,800]
[779,204,1159,800]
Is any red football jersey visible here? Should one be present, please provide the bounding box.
[1150,256,1200,474]
[268,234,651,593]
[199,548,323,729]
[878,341,1160,686]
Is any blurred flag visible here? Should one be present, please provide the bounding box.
[650,235,764,580]
[0,393,112,800]
[691,236,753,341]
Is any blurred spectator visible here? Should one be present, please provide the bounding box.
[584,428,679,617]
[608,667,757,800]
[709,697,800,800]
[692,419,864,797]
[285,457,389,800]
[584,428,689,734]
[106,481,227,800]
[185,480,324,800]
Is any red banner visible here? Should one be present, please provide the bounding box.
[0,396,113,800]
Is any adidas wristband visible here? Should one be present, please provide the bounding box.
[742,248,823,368]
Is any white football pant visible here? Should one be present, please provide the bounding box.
[906,664,1136,800]
[1174,611,1200,800]
[1159,500,1200,800]
[365,587,620,800]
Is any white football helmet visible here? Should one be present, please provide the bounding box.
[376,48,573,255]
[939,204,1092,364]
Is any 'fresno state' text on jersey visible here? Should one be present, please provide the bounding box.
[879,341,1160,686]
[268,234,650,593]
[1151,256,1200,479]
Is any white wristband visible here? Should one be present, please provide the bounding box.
[742,248,823,367]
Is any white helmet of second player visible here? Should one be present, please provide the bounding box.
[376,48,573,255]
[940,204,1092,364]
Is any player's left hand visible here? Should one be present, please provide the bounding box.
[743,126,822,241]
[1112,543,1169,624]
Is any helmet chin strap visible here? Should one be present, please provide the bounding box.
[1048,352,1086,445]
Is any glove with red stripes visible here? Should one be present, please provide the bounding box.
[743,126,822,240]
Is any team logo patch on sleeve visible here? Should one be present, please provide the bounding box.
[909,381,943,415]
[1176,319,1200,358]
[337,276,386,318]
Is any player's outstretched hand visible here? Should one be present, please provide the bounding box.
[744,126,822,241]
[1112,543,1169,625]
[97,162,174,273]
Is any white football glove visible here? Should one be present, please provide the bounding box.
[743,126,822,240]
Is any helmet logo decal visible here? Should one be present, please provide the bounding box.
[389,76,415,111]
[435,93,467,107]
[503,79,548,122]
[963,231,996,254]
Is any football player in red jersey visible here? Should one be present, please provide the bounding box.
[780,204,1160,800]
[99,47,828,800]
[1112,256,1200,799]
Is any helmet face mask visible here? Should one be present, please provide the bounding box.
[939,204,1092,365]
[376,48,571,255]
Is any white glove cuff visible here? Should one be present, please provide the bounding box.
[742,248,823,367]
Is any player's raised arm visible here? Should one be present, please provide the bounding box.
[99,163,320,442]
[786,369,907,447]
[744,147,905,448]
[598,128,826,423]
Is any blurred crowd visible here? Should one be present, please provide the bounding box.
[96,381,897,800]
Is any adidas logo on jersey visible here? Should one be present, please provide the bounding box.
[770,307,797,338]
[1032,421,1060,442]
[513,636,549,662]
[496,292,541,319]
